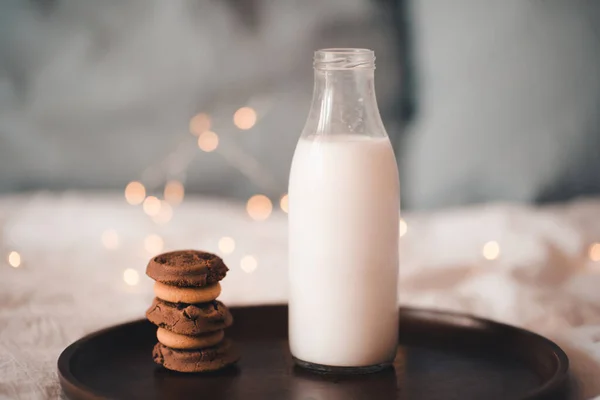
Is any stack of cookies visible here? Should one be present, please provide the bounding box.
[146,250,239,372]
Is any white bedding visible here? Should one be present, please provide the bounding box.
[1,193,600,399]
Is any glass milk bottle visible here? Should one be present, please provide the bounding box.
[288,49,400,373]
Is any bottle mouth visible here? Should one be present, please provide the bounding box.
[314,48,375,70]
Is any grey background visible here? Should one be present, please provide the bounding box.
[403,0,600,209]
[1,0,600,209]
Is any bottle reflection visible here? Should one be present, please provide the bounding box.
[291,366,398,400]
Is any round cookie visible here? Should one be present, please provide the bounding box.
[157,328,224,350]
[146,250,228,287]
[154,281,221,304]
[152,339,239,373]
[146,298,233,335]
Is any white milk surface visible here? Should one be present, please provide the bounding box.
[288,134,400,367]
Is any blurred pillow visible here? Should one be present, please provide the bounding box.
[0,0,400,199]
[403,0,600,209]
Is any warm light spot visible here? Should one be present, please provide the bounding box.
[246,195,272,221]
[589,243,600,262]
[198,131,219,152]
[101,229,120,250]
[143,196,161,217]
[123,268,140,286]
[240,255,258,273]
[8,251,21,268]
[125,181,146,205]
[399,218,408,237]
[218,237,236,254]
[164,180,185,205]
[280,194,289,213]
[189,113,211,136]
[144,234,164,254]
[233,107,257,130]
[482,241,500,260]
[152,201,173,225]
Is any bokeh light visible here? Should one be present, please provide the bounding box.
[143,196,161,216]
[153,201,173,225]
[144,234,164,254]
[589,243,600,262]
[189,113,211,136]
[101,229,120,250]
[218,237,236,254]
[233,107,257,130]
[400,219,408,237]
[164,180,185,205]
[246,195,272,221]
[8,251,21,268]
[198,131,219,152]
[240,255,258,273]
[123,268,140,286]
[280,194,289,213]
[125,181,146,205]
[482,241,500,260]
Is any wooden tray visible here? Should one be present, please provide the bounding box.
[58,305,569,400]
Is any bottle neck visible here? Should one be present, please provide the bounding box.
[302,49,386,138]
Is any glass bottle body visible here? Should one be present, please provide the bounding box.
[288,49,400,372]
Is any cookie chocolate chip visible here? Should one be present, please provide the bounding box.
[152,339,239,373]
[146,298,233,336]
[146,250,228,287]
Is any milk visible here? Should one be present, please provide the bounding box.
[288,134,399,368]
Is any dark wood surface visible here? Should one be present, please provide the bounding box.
[58,305,569,400]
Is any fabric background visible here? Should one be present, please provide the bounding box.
[2,193,600,398]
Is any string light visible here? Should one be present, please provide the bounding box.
[101,229,120,250]
[127,102,273,222]
[240,255,258,273]
[145,234,164,254]
[482,241,500,260]
[233,107,257,130]
[399,218,408,237]
[246,194,272,221]
[164,180,185,205]
[280,194,289,213]
[588,243,600,262]
[125,181,146,205]
[143,196,161,216]
[123,268,140,286]
[189,113,211,136]
[198,131,219,152]
[152,201,173,225]
[218,237,236,254]
[7,251,21,268]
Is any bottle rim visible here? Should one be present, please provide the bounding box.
[314,48,375,70]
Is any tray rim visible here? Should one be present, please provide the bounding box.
[57,305,570,400]
[398,307,570,399]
